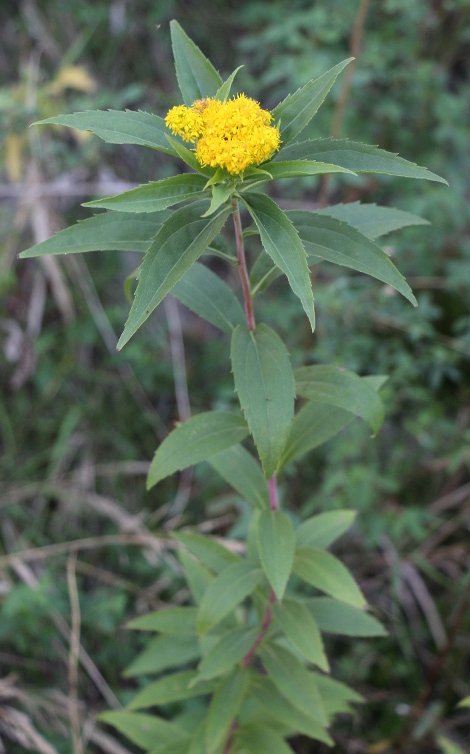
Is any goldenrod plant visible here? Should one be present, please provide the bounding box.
[20,21,447,754]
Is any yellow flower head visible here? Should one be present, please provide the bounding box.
[165,94,281,175]
[165,104,203,143]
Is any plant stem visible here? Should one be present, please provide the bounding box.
[232,198,255,331]
[242,589,276,668]
[268,473,279,511]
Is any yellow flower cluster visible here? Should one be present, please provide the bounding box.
[165,94,280,175]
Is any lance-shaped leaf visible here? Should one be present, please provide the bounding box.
[259,160,355,181]
[279,375,386,469]
[306,598,387,637]
[179,550,214,605]
[202,182,235,217]
[295,364,385,434]
[317,202,429,239]
[274,137,448,184]
[314,674,363,717]
[35,109,178,155]
[216,66,243,102]
[208,444,270,509]
[272,599,329,671]
[172,531,240,574]
[84,175,208,213]
[249,251,284,296]
[293,546,367,609]
[20,210,169,258]
[272,59,353,145]
[205,668,250,753]
[231,324,295,478]
[242,194,315,330]
[197,626,259,680]
[258,643,328,725]
[166,135,213,176]
[118,201,233,349]
[172,263,245,335]
[295,510,357,549]
[127,606,198,634]
[98,711,188,750]
[279,403,354,470]
[124,635,201,677]
[147,411,249,490]
[170,20,222,106]
[250,676,334,745]
[257,510,295,600]
[233,725,295,754]
[197,562,264,634]
[288,212,417,306]
[128,670,215,710]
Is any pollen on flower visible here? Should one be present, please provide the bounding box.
[165,94,281,175]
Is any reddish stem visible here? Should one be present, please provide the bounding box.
[268,473,279,511]
[242,589,276,668]
[232,199,255,331]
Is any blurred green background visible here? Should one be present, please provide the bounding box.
[1,1,469,752]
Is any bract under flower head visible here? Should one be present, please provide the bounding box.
[165,94,280,175]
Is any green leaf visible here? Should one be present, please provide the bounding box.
[172,263,245,336]
[208,444,270,510]
[165,135,213,176]
[187,723,206,754]
[458,695,470,708]
[261,160,355,180]
[20,210,169,258]
[279,403,354,470]
[242,194,315,330]
[149,741,190,754]
[232,724,295,754]
[272,59,353,145]
[275,138,448,184]
[288,212,417,306]
[249,251,284,296]
[293,547,367,609]
[250,676,334,745]
[295,365,385,434]
[118,201,233,349]
[147,411,249,490]
[272,599,329,671]
[216,66,243,102]
[306,598,387,637]
[84,175,208,213]
[197,626,258,680]
[170,20,222,106]
[202,182,235,217]
[258,643,328,726]
[257,510,295,600]
[35,109,177,155]
[123,634,200,677]
[179,550,214,605]
[173,531,240,574]
[295,510,357,549]
[231,324,295,478]
[127,606,198,634]
[98,711,187,750]
[205,669,249,753]
[197,562,264,635]
[128,670,215,710]
[437,737,467,754]
[314,673,363,716]
[317,202,429,239]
